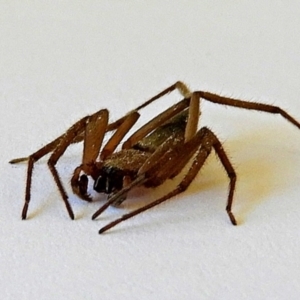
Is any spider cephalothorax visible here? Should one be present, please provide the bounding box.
[10,81,300,234]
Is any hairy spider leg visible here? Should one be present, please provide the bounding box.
[100,111,140,160]
[10,109,116,219]
[196,91,300,129]
[121,81,196,149]
[47,113,107,218]
[70,109,109,201]
[82,110,109,164]
[98,127,236,234]
[134,81,192,111]
[122,98,190,149]
[19,115,90,219]
[185,93,200,142]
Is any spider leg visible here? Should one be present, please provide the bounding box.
[102,81,191,139]
[98,127,237,234]
[82,110,109,164]
[122,81,194,149]
[106,81,185,132]
[100,111,140,160]
[70,109,109,201]
[135,81,192,111]
[9,118,87,165]
[12,115,90,219]
[46,113,105,219]
[131,93,200,176]
[91,175,147,220]
[101,83,189,136]
[122,98,190,149]
[49,108,130,219]
[185,93,200,142]
[196,91,300,129]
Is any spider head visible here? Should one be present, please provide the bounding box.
[71,163,128,203]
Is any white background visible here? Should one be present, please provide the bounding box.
[1,2,300,299]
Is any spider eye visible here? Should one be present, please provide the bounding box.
[94,175,106,193]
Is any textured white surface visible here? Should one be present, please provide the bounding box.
[1,2,300,299]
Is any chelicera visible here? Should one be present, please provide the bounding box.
[10,82,300,234]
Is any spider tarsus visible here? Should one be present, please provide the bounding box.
[228,212,237,226]
[99,219,121,234]
[63,199,75,220]
[98,228,106,234]
[176,81,192,98]
[9,157,29,164]
[91,211,101,220]
[91,202,110,220]
[67,209,75,220]
[21,202,29,220]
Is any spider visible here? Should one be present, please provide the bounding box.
[10,82,300,234]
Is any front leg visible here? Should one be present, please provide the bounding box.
[70,109,109,201]
[45,117,91,219]
[10,115,89,220]
[70,110,140,200]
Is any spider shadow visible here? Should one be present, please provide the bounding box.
[114,123,299,227]
[185,124,298,224]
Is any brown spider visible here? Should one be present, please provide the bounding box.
[10,82,300,234]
